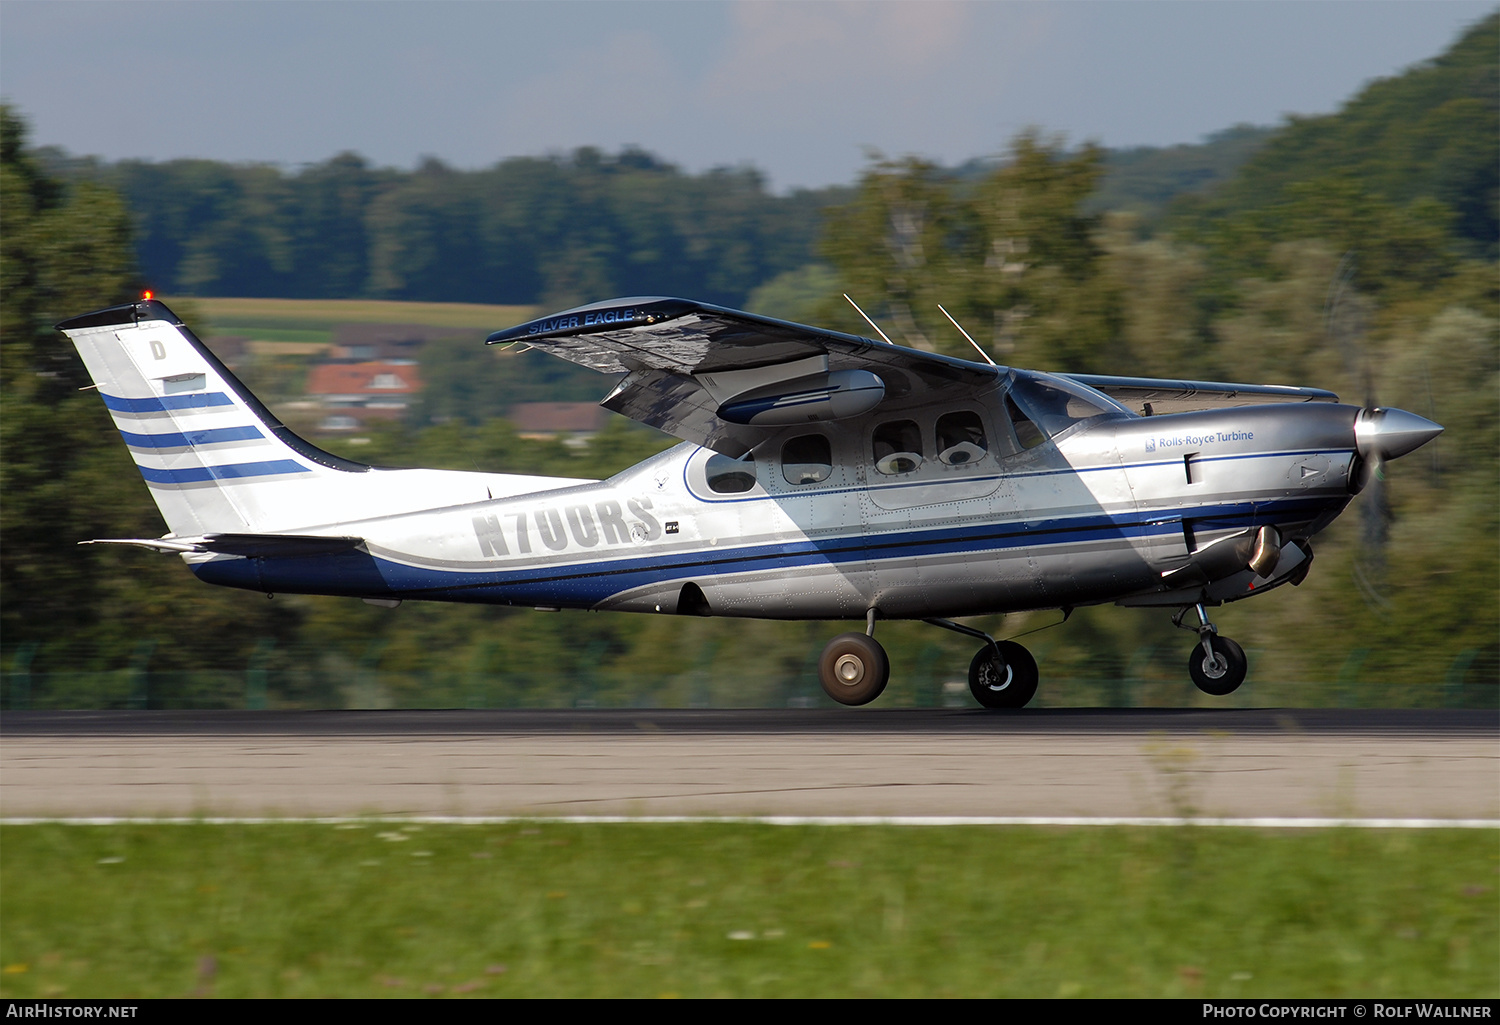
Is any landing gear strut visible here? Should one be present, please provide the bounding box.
[1174,603,1248,696]
[926,617,1038,709]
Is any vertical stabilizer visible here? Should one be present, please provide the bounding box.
[57,299,370,537]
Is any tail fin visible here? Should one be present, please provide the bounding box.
[57,299,371,536]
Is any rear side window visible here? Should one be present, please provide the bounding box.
[936,411,988,465]
[872,420,923,475]
[782,434,833,485]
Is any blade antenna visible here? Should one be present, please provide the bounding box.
[938,304,997,366]
[844,294,895,345]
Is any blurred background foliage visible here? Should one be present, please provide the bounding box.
[2,13,1494,709]
[34,142,846,313]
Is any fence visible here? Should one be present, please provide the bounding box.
[3,642,1495,711]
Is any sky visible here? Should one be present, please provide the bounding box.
[2,1,1494,192]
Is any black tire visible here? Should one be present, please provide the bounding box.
[818,633,890,706]
[968,641,1038,709]
[1188,635,1247,696]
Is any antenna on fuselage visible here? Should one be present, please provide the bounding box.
[844,294,895,345]
[938,304,998,367]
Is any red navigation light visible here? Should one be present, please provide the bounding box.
[142,290,154,301]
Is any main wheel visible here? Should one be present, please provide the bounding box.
[968,640,1038,709]
[1188,635,1247,696]
[818,633,890,706]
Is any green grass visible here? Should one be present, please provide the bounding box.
[1,824,1494,998]
[219,327,332,346]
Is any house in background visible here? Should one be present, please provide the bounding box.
[301,323,473,431]
[509,402,607,446]
[305,361,423,431]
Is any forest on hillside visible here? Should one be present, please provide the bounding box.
[30,108,1283,313]
[35,145,846,311]
[2,13,1494,709]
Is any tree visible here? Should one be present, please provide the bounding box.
[1,107,301,684]
[819,135,1123,372]
[60,142,844,308]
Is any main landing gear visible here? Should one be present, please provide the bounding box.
[815,612,1039,709]
[817,629,891,706]
[1174,603,1248,696]
[966,640,1039,709]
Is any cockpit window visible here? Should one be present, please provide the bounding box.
[781,434,833,485]
[872,420,923,475]
[935,411,988,466]
[1006,397,1045,450]
[1007,373,1126,440]
[705,451,757,494]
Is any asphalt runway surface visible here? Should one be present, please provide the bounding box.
[2,708,1496,821]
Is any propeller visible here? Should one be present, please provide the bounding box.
[1325,254,1443,607]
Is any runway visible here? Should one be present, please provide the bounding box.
[2,708,1495,822]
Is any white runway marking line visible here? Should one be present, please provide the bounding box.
[2,815,1497,828]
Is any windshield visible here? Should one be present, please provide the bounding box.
[1007,371,1130,439]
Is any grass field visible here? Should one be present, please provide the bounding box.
[1,823,1495,998]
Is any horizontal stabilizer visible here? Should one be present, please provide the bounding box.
[82,534,365,557]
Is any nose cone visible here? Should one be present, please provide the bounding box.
[1355,407,1444,461]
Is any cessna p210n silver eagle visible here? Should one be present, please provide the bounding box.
[58,296,1443,708]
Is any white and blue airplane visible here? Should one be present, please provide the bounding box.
[57,295,1442,707]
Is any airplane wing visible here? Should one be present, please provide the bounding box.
[1061,374,1339,417]
[487,297,1002,457]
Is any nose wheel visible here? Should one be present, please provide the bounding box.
[1175,603,1248,696]
[1188,635,1247,696]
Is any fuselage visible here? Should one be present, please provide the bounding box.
[192,377,1361,621]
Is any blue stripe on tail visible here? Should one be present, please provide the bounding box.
[120,425,266,449]
[102,392,235,413]
[136,459,310,485]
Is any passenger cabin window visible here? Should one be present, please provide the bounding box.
[936,411,988,466]
[781,434,833,485]
[705,452,757,494]
[873,420,923,475]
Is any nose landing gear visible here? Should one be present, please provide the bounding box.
[1174,603,1248,696]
